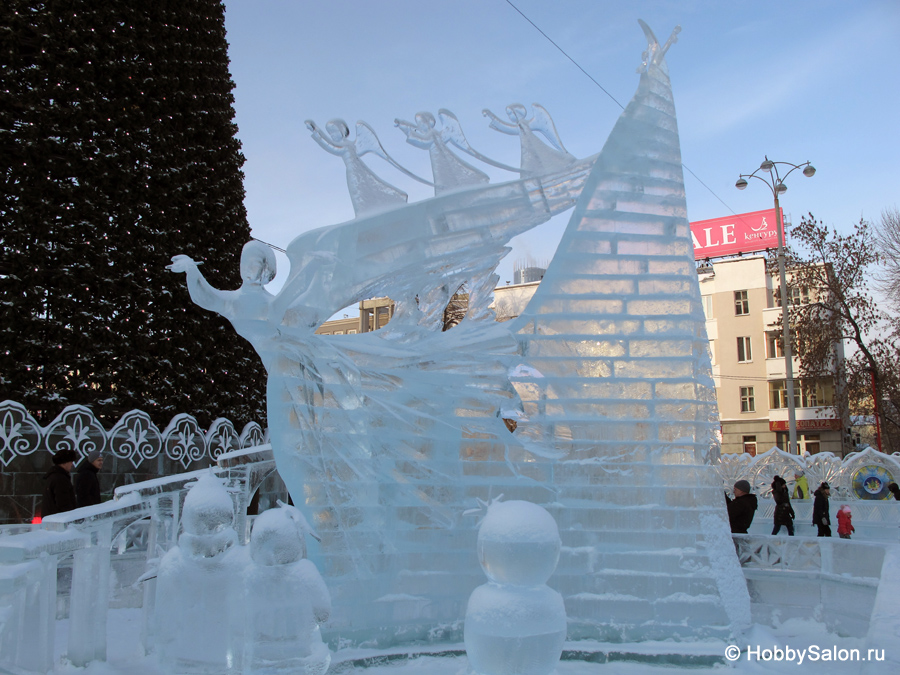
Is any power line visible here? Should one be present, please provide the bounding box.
[503,0,738,217]
[251,236,286,253]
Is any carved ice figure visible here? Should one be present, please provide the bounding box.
[464,500,566,675]
[154,472,246,674]
[244,503,332,675]
[483,103,575,175]
[306,119,426,217]
[395,111,490,193]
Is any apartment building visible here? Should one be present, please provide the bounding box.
[697,256,843,455]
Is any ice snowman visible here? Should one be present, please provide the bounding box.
[154,471,248,674]
[244,502,332,675]
[464,499,567,675]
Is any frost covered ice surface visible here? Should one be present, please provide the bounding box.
[169,21,749,647]
[464,500,567,675]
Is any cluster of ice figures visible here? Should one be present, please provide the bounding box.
[154,473,331,675]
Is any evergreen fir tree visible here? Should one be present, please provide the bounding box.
[0,1,266,428]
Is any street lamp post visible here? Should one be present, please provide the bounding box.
[736,157,815,454]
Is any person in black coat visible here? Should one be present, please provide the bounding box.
[75,450,104,508]
[726,480,758,534]
[771,475,795,536]
[812,482,832,537]
[41,449,78,518]
[889,482,900,501]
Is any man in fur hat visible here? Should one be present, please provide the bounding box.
[41,449,78,517]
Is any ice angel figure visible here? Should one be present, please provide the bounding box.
[395,111,490,194]
[483,103,575,176]
[306,118,430,218]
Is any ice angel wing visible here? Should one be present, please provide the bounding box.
[529,104,571,155]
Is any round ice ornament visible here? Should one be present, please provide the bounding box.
[465,500,566,675]
[477,499,561,586]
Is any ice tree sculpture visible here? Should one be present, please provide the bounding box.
[171,21,749,648]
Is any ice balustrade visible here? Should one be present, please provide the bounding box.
[0,400,266,470]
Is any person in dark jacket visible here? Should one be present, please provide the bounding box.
[75,450,104,508]
[889,482,900,501]
[41,449,78,517]
[771,475,795,536]
[726,479,758,534]
[812,482,832,537]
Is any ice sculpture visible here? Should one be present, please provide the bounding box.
[464,500,566,675]
[305,119,431,217]
[245,504,332,675]
[395,111,490,192]
[171,20,749,648]
[155,472,246,673]
[483,103,575,175]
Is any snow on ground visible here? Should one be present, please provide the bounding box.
[52,609,882,674]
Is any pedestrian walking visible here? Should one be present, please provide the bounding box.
[75,450,104,508]
[726,480,758,534]
[771,475,795,536]
[836,504,854,539]
[41,449,78,518]
[813,482,832,537]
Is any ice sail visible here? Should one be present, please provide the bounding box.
[511,21,750,640]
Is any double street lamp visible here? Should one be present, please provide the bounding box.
[736,157,815,454]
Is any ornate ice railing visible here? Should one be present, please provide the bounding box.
[716,446,900,500]
[0,400,266,469]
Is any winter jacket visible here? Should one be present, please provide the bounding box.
[41,465,77,517]
[837,508,854,536]
[792,475,809,500]
[772,480,795,526]
[727,492,758,533]
[812,488,831,527]
[75,461,101,509]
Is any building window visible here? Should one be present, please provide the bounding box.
[734,290,749,315]
[770,381,788,409]
[740,387,755,413]
[766,332,784,359]
[802,434,821,455]
[774,286,810,308]
[347,329,358,334]
[737,336,752,362]
[702,294,713,319]
[742,435,757,456]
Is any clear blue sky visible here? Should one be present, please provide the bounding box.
[222,0,900,292]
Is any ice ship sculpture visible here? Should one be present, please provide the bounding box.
[171,21,749,648]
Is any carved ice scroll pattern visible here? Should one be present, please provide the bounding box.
[0,401,265,467]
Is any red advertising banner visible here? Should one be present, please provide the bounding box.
[769,418,841,432]
[690,208,783,260]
